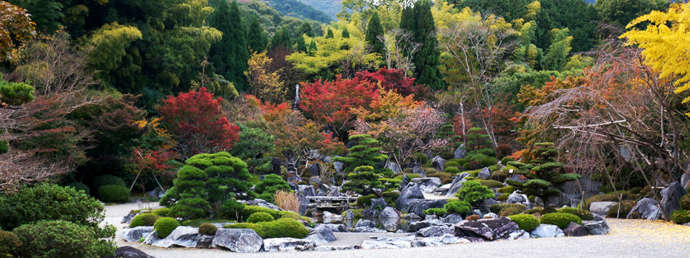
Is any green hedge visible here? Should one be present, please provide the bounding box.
[508,214,540,231]
[541,212,582,229]
[247,212,274,223]
[129,213,159,228]
[242,205,309,222]
[225,218,309,238]
[671,210,690,224]
[13,220,115,258]
[154,217,180,238]
[97,185,130,203]
[424,208,448,216]
[444,199,471,215]
[557,207,594,220]
[152,208,171,217]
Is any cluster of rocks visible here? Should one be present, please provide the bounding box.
[588,181,687,221]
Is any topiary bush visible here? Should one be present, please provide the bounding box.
[680,193,690,210]
[170,197,211,220]
[241,205,309,222]
[154,217,180,238]
[508,214,540,231]
[342,166,384,195]
[152,208,171,217]
[424,208,448,216]
[444,199,471,215]
[0,230,21,257]
[198,223,218,236]
[129,213,159,228]
[479,179,504,188]
[254,174,290,203]
[541,212,582,229]
[456,180,495,205]
[13,220,115,258]
[670,210,690,224]
[0,184,108,233]
[97,184,130,203]
[225,218,309,238]
[92,174,126,190]
[219,199,245,220]
[557,207,594,220]
[500,206,526,217]
[0,79,34,106]
[247,212,275,223]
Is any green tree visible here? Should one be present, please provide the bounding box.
[209,0,249,91]
[542,28,573,71]
[87,23,142,88]
[9,0,63,33]
[365,12,385,57]
[334,134,388,173]
[230,123,274,173]
[270,26,292,50]
[451,0,530,22]
[247,16,268,53]
[296,33,307,52]
[342,27,350,38]
[595,0,668,28]
[535,0,599,52]
[326,28,334,38]
[299,22,313,37]
[401,0,442,89]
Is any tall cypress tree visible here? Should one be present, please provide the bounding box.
[413,0,442,89]
[247,16,268,53]
[270,27,291,50]
[296,34,307,52]
[399,0,442,89]
[326,28,334,38]
[209,0,249,91]
[365,12,385,57]
[342,28,350,38]
[299,23,313,37]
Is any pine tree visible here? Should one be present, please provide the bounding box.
[307,40,318,56]
[296,34,307,52]
[334,134,388,173]
[411,0,442,89]
[342,27,350,38]
[209,0,249,91]
[247,16,268,53]
[365,12,385,57]
[326,28,334,38]
[270,27,291,50]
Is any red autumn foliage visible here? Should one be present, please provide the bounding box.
[354,68,429,98]
[159,87,239,157]
[299,75,379,138]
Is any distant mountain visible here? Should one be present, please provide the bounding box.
[297,0,342,20]
[261,0,333,23]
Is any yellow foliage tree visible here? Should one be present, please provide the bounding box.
[621,3,690,114]
[245,51,285,104]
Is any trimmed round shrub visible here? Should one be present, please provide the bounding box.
[541,212,582,229]
[424,208,448,216]
[154,217,180,238]
[445,167,460,174]
[557,207,594,220]
[479,179,504,188]
[680,193,690,210]
[226,218,309,238]
[0,184,106,231]
[444,199,471,215]
[247,212,274,223]
[92,175,126,189]
[129,213,159,228]
[0,230,21,256]
[497,193,509,201]
[198,223,218,236]
[12,220,115,258]
[170,197,211,220]
[254,174,291,203]
[97,184,130,203]
[152,208,171,217]
[670,210,690,224]
[508,214,540,231]
[456,180,495,205]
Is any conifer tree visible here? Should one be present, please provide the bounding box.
[307,40,318,55]
[342,27,350,38]
[209,0,249,91]
[365,12,385,57]
[296,34,307,52]
[411,0,442,89]
[247,16,268,53]
[299,23,313,37]
[326,28,334,38]
[270,27,291,50]
[334,134,388,173]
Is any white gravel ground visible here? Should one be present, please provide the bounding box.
[106,202,690,258]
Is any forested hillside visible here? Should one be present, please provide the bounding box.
[298,0,342,19]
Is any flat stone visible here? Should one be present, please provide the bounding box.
[590,201,617,216]
[583,220,610,235]
[442,214,464,224]
[150,226,199,248]
[411,177,442,193]
[307,225,336,244]
[417,225,454,237]
[322,211,343,224]
[211,228,263,253]
[531,224,564,238]
[454,217,519,240]
[108,246,154,258]
[508,230,530,240]
[263,238,316,252]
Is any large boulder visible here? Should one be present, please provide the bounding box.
[454,217,519,241]
[196,235,214,248]
[108,247,154,258]
[530,224,565,238]
[417,225,454,237]
[306,226,336,244]
[385,160,403,174]
[344,210,355,230]
[379,207,401,232]
[590,201,617,216]
[334,161,345,175]
[563,222,588,237]
[627,198,662,220]
[454,144,467,159]
[396,182,425,211]
[211,228,263,253]
[446,173,471,197]
[442,214,464,224]
[660,182,687,219]
[150,226,200,248]
[415,234,470,247]
[412,177,442,193]
[121,226,154,242]
[313,223,345,232]
[407,199,447,217]
[240,199,282,211]
[263,238,316,252]
[506,191,529,206]
[322,211,343,224]
[353,219,385,232]
[508,230,531,240]
[583,219,610,235]
[478,167,492,180]
[431,156,447,171]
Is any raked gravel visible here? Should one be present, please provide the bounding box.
[105,202,690,258]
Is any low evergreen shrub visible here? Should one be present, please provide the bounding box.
[154,217,180,238]
[456,180,495,205]
[152,208,171,217]
[92,175,126,189]
[424,208,448,216]
[508,214,540,231]
[444,199,471,215]
[557,207,594,220]
[13,220,115,257]
[97,185,130,203]
[198,223,218,236]
[670,210,690,224]
[680,193,690,210]
[247,212,274,223]
[225,218,309,238]
[129,213,159,228]
[0,230,21,257]
[541,212,582,229]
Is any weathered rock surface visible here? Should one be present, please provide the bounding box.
[508,230,530,240]
[121,226,154,242]
[360,235,415,249]
[507,191,529,206]
[417,225,454,237]
[415,234,470,247]
[108,247,154,258]
[322,211,343,224]
[406,199,447,217]
[660,182,686,219]
[431,156,447,171]
[454,217,519,240]
[583,219,610,235]
[478,167,492,180]
[211,228,263,253]
[442,214,464,224]
[627,198,662,220]
[149,226,200,248]
[590,201,617,216]
[240,199,282,211]
[196,235,214,248]
[306,225,336,244]
[446,173,470,197]
[385,160,403,174]
[530,224,565,238]
[379,207,401,232]
[411,177,442,193]
[263,238,316,252]
[564,222,588,237]
[396,182,425,211]
[454,144,467,159]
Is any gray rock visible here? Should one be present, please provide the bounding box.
[122,212,139,224]
[344,210,355,230]
[507,191,530,206]
[355,219,377,228]
[590,201,617,216]
[360,235,414,249]
[435,183,451,194]
[454,217,519,240]
[416,234,469,247]
[309,163,321,177]
[479,198,498,214]
[322,211,343,224]
[628,198,662,220]
[564,222,588,237]
[379,207,401,232]
[121,226,153,242]
[583,220,610,235]
[483,212,498,219]
[211,228,263,253]
[417,225,453,237]
[353,227,387,233]
[478,167,492,180]
[454,144,467,159]
[412,166,426,177]
[508,230,530,240]
[431,156,447,171]
[240,199,282,211]
[530,224,565,238]
[403,213,423,223]
[385,160,403,174]
[442,214,464,224]
[411,177,442,193]
[507,174,527,184]
[334,161,345,175]
[306,226,336,244]
[151,226,200,248]
[263,238,316,252]
[682,173,690,189]
[407,199,447,218]
[660,182,687,219]
[196,235,214,248]
[370,197,388,210]
[313,223,345,233]
[109,246,154,258]
[396,182,425,211]
[446,173,470,197]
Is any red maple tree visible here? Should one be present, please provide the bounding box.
[159,87,239,157]
[354,68,429,98]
